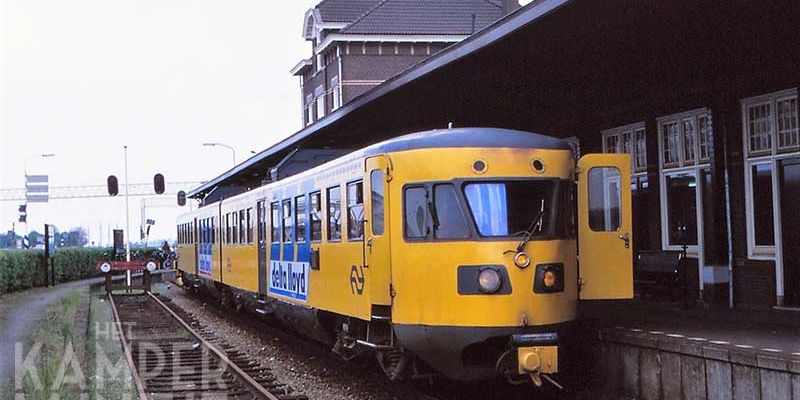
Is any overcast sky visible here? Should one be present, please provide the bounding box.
[1,0,319,244]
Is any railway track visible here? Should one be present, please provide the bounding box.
[109,291,307,400]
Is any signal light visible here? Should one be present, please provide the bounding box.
[19,215,27,223]
[177,190,186,206]
[107,175,119,196]
[154,173,165,194]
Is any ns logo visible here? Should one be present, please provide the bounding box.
[350,265,365,295]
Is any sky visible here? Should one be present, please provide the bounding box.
[1,0,319,244]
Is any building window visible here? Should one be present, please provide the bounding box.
[316,95,325,119]
[305,95,313,126]
[602,122,647,172]
[347,181,364,241]
[658,109,713,254]
[327,186,341,241]
[743,88,799,156]
[658,109,713,168]
[331,77,340,110]
[310,191,322,241]
[742,88,799,259]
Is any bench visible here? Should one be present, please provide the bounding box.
[634,250,684,299]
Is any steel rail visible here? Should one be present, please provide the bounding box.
[145,291,283,400]
[108,294,149,400]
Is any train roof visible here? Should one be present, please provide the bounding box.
[358,127,570,156]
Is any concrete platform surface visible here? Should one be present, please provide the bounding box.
[581,300,800,355]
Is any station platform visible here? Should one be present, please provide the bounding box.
[583,300,800,399]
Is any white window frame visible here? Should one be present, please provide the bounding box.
[742,88,799,157]
[741,88,800,305]
[305,95,313,126]
[601,122,647,173]
[316,94,325,119]
[331,76,340,111]
[657,108,713,258]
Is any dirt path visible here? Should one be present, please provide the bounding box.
[0,270,173,392]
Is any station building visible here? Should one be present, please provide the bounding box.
[190,0,800,309]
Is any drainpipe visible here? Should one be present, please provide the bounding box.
[723,116,734,309]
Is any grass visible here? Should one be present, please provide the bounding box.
[7,287,137,400]
[14,291,86,400]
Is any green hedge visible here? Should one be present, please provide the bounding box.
[0,247,160,295]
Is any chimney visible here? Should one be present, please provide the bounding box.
[502,0,520,15]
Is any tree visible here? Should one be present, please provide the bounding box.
[0,231,19,249]
[57,228,89,248]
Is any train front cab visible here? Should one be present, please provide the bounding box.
[379,147,633,384]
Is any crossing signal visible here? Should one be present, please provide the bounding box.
[154,174,165,194]
[107,175,119,196]
[177,190,186,206]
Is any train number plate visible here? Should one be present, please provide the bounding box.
[269,261,310,302]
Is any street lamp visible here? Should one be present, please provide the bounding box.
[203,143,236,168]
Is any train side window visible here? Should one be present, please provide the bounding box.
[225,214,230,244]
[371,171,385,236]
[404,186,428,239]
[433,184,469,239]
[310,191,322,241]
[246,208,253,244]
[588,167,622,232]
[347,181,365,240]
[239,210,246,244]
[231,213,238,244]
[257,201,266,244]
[270,202,280,243]
[282,200,293,242]
[211,217,216,244]
[296,196,307,243]
[327,186,342,241]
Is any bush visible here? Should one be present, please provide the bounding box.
[0,250,46,294]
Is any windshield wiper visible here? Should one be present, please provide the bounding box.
[427,191,440,237]
[514,199,545,253]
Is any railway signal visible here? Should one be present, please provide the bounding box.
[154,173,165,194]
[177,190,186,206]
[18,204,27,223]
[107,175,119,196]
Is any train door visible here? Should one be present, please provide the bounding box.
[779,158,800,306]
[193,217,199,276]
[577,154,633,299]
[257,200,268,294]
[365,156,392,307]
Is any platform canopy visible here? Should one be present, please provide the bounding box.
[189,0,798,201]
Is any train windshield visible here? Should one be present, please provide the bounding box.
[463,180,557,238]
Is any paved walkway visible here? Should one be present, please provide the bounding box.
[581,300,800,355]
[0,271,173,392]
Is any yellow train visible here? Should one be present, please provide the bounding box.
[176,127,633,385]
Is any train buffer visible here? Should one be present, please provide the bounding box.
[96,260,159,293]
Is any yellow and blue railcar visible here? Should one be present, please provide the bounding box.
[176,127,633,384]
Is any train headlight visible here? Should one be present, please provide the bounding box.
[543,269,557,288]
[100,262,112,273]
[146,261,157,272]
[514,252,531,269]
[478,268,502,293]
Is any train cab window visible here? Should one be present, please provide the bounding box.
[282,200,293,242]
[404,186,428,239]
[588,167,622,232]
[434,184,469,239]
[347,181,365,241]
[296,196,307,243]
[371,171,385,235]
[327,186,342,241]
[464,180,556,237]
[246,208,253,243]
[310,191,322,241]
[270,202,280,243]
[239,210,246,244]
